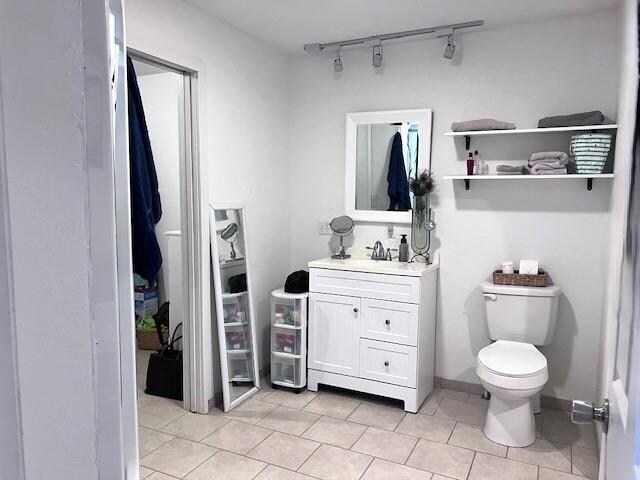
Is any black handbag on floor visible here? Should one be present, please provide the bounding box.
[145,322,183,401]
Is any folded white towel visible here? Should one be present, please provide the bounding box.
[530,161,566,170]
[531,165,567,175]
[529,151,569,165]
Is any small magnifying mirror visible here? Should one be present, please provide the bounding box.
[330,215,355,259]
[220,222,239,260]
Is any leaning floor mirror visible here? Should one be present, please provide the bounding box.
[209,204,260,412]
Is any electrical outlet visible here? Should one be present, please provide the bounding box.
[318,221,332,235]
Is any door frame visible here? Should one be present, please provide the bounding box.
[126,50,205,414]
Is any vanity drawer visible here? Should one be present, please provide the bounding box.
[361,299,418,346]
[310,268,420,304]
[359,339,416,388]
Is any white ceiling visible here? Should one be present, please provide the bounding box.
[187,0,620,54]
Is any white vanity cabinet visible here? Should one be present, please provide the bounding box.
[307,259,438,412]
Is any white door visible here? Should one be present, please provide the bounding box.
[308,293,360,376]
[598,2,640,477]
[605,258,640,480]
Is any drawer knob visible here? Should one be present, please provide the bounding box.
[353,307,359,313]
[384,319,391,326]
[384,361,390,367]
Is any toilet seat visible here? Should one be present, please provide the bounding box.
[477,340,548,390]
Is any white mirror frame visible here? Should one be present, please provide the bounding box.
[209,203,261,412]
[345,108,432,223]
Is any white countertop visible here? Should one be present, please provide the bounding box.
[308,256,439,277]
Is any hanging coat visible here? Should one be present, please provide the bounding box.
[387,132,411,211]
[127,56,163,284]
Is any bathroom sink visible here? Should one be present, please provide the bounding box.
[308,256,439,277]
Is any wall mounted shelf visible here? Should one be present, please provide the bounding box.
[443,174,615,191]
[445,124,618,150]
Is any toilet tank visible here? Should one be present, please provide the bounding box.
[481,281,561,345]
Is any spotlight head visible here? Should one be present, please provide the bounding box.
[372,44,383,68]
[333,50,343,73]
[444,34,455,59]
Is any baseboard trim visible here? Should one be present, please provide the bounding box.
[435,377,485,395]
[434,376,571,412]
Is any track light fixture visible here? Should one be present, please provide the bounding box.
[444,32,455,60]
[333,48,343,73]
[372,43,383,69]
[303,19,483,72]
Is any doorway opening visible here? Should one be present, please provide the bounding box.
[125,50,204,428]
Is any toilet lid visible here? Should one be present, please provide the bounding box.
[478,340,547,378]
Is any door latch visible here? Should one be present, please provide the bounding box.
[571,399,609,433]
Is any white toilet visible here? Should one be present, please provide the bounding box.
[477,281,561,447]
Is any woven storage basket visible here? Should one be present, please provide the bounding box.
[493,269,549,287]
[137,328,169,351]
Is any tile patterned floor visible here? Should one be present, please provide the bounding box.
[137,352,599,480]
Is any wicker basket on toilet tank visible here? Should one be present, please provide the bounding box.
[493,269,549,287]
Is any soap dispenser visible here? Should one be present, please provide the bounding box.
[399,234,409,262]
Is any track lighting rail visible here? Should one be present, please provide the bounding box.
[303,20,483,52]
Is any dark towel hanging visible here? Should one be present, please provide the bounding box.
[387,132,411,211]
[127,56,163,284]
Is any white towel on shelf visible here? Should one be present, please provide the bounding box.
[530,165,567,175]
[529,151,569,165]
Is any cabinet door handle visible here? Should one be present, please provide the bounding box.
[384,361,390,367]
[353,307,359,313]
[384,319,391,326]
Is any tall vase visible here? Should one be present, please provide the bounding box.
[411,194,431,262]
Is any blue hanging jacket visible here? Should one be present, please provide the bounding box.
[387,132,411,211]
[127,56,163,284]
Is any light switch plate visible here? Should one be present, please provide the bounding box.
[318,221,332,235]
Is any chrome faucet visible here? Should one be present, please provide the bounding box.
[367,241,386,260]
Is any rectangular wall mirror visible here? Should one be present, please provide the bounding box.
[209,204,260,412]
[345,109,432,223]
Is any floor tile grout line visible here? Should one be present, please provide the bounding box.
[402,433,423,466]
[465,450,477,480]
[296,413,323,438]
[244,429,278,459]
[349,425,373,452]
[294,436,323,475]
[356,455,375,480]
[250,462,269,480]
[139,416,230,447]
[446,420,458,444]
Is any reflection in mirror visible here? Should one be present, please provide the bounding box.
[209,205,260,412]
[356,122,420,212]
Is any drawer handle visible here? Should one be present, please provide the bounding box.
[384,319,391,326]
[384,361,390,367]
[353,307,359,313]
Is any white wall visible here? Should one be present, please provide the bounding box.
[126,0,292,400]
[0,3,98,478]
[0,0,125,478]
[288,8,620,402]
[137,71,182,304]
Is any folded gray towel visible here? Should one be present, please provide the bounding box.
[530,161,566,170]
[538,111,604,128]
[451,118,516,132]
[496,165,528,174]
[531,164,567,175]
[529,151,569,166]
